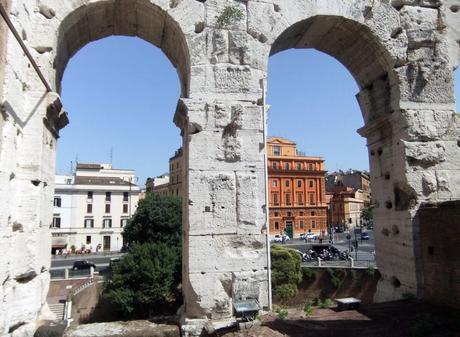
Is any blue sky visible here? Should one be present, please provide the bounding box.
[59,36,460,187]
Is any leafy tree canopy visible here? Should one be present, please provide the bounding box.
[361,207,373,221]
[104,242,181,317]
[122,193,182,248]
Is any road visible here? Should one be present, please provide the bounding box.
[51,253,124,270]
[276,229,376,261]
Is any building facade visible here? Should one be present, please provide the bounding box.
[329,187,365,229]
[327,170,371,207]
[146,173,170,196]
[267,137,327,238]
[51,163,140,253]
[169,147,183,197]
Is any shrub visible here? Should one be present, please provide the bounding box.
[301,267,316,280]
[274,306,288,320]
[304,301,313,317]
[319,298,334,309]
[274,283,298,302]
[215,6,244,28]
[271,245,302,303]
[326,268,342,288]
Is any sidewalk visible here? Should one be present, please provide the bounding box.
[51,251,124,260]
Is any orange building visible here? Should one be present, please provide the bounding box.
[267,137,328,238]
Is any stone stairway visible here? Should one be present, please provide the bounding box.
[48,302,65,321]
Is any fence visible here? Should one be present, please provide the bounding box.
[302,258,377,269]
[50,268,93,280]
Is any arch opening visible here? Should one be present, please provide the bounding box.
[266,15,397,304]
[55,0,190,97]
[271,16,396,124]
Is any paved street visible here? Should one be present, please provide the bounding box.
[51,253,124,269]
[274,229,376,262]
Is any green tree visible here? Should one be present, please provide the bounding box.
[361,207,373,221]
[271,245,302,302]
[122,193,182,248]
[104,242,180,317]
[104,194,183,318]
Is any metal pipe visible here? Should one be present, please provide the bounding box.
[0,3,52,92]
[260,77,272,311]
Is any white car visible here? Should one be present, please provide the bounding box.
[305,233,317,240]
[273,234,290,243]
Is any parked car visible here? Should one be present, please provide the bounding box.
[273,234,290,243]
[334,226,345,233]
[305,233,317,240]
[72,260,96,271]
[361,232,370,240]
[300,233,306,240]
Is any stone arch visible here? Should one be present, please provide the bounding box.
[54,0,191,97]
[270,15,398,123]
[264,11,414,303]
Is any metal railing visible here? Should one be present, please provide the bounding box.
[302,257,377,269]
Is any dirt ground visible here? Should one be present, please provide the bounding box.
[220,300,460,337]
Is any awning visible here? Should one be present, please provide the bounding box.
[52,237,67,248]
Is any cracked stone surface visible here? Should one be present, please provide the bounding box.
[0,0,459,336]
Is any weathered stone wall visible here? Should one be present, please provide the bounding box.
[0,0,458,336]
[418,201,460,308]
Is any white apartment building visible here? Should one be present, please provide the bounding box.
[51,163,140,253]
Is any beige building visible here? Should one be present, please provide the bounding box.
[146,173,170,196]
[52,163,140,253]
[329,187,365,229]
[169,148,183,197]
[327,170,371,207]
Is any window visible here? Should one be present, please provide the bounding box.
[84,218,94,228]
[51,216,61,228]
[176,162,179,169]
[86,203,92,213]
[309,163,314,171]
[273,192,279,205]
[299,211,304,216]
[311,211,315,216]
[86,236,91,244]
[53,197,61,207]
[309,180,314,188]
[105,204,111,213]
[272,180,278,187]
[296,162,302,170]
[297,192,304,205]
[284,162,290,170]
[87,191,93,200]
[285,180,290,187]
[274,212,279,217]
[297,180,302,188]
[105,192,111,202]
[120,218,128,227]
[274,221,279,230]
[123,204,128,213]
[123,192,129,202]
[311,220,316,228]
[300,220,304,229]
[285,193,291,206]
[103,218,112,228]
[309,192,315,205]
[287,211,292,217]
[272,162,278,169]
[273,145,281,155]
